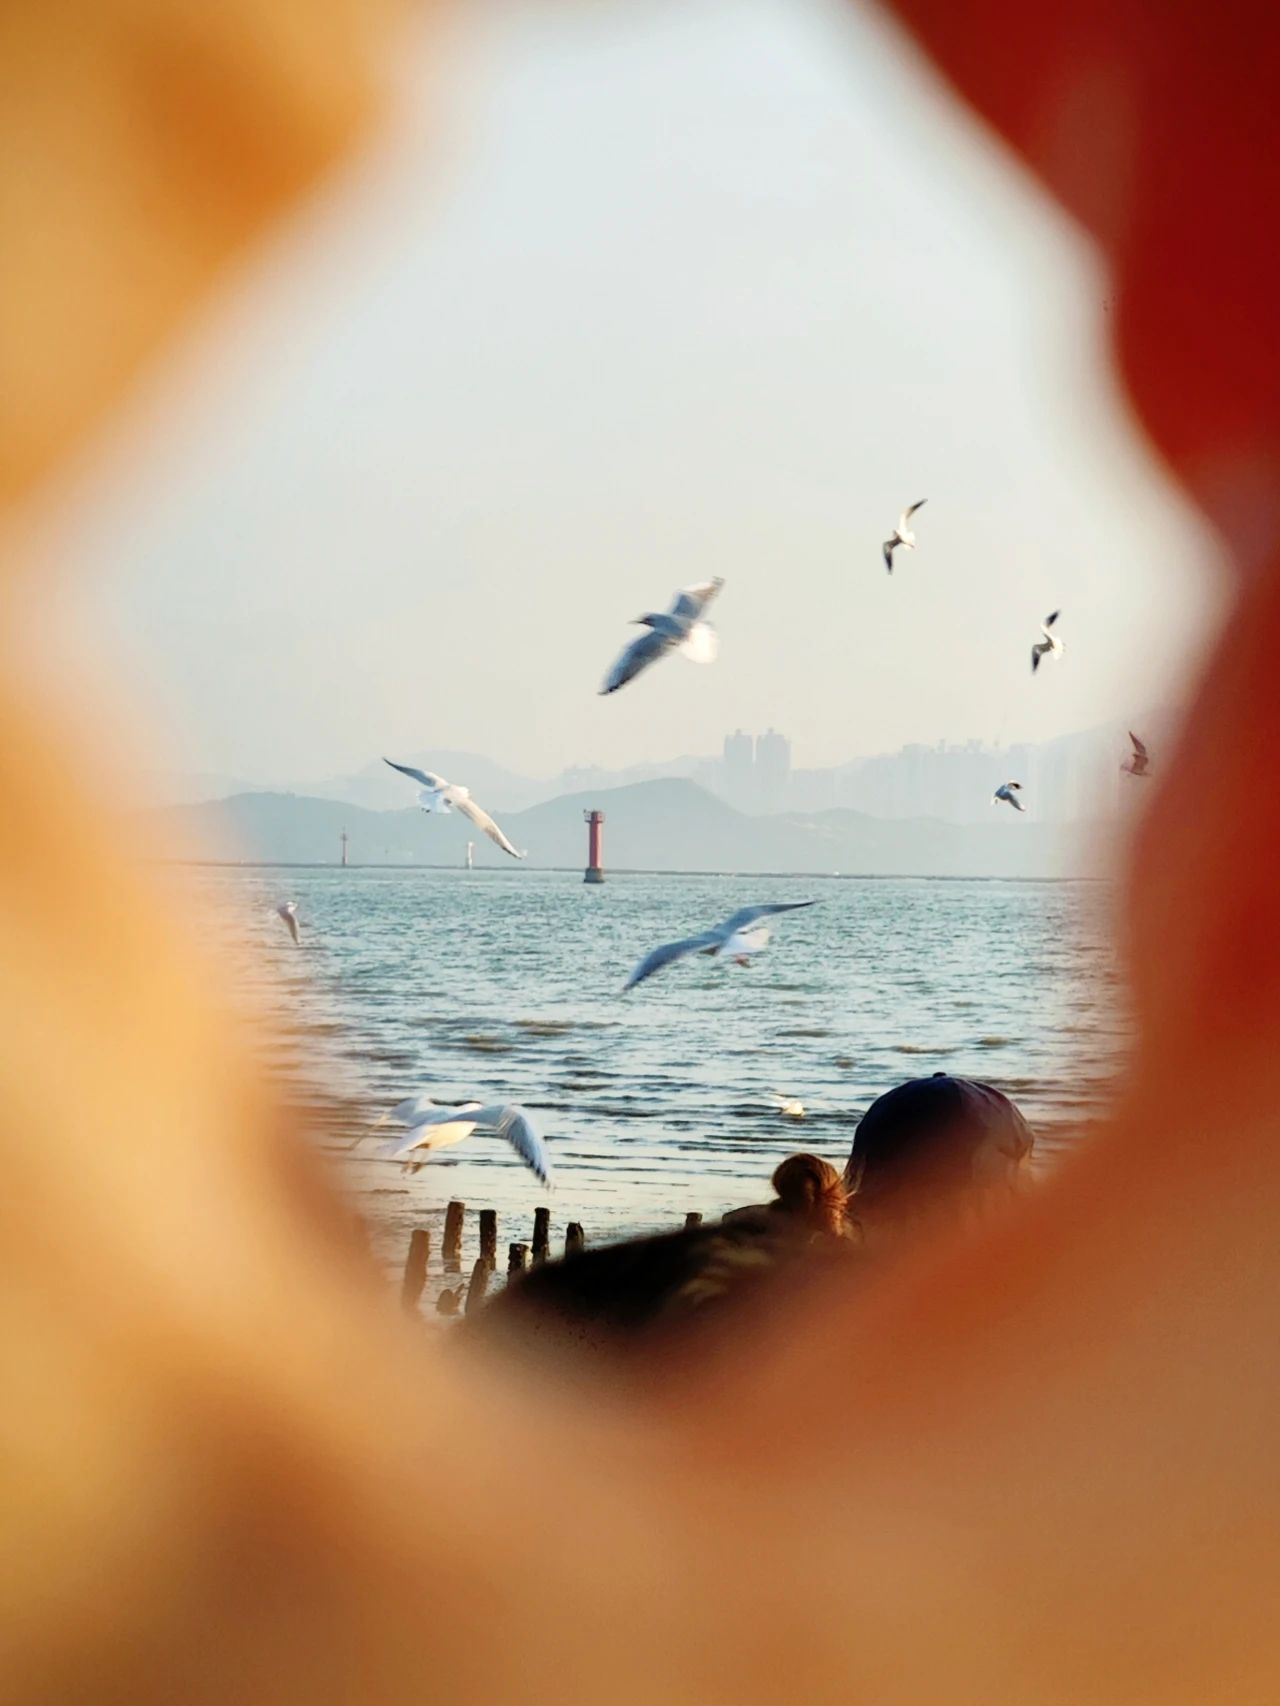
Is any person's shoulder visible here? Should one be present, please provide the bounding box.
[719,1203,775,1230]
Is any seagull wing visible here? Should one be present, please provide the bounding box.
[716,900,818,938]
[900,499,927,528]
[465,1105,552,1186]
[385,1092,437,1127]
[384,757,448,791]
[446,790,523,859]
[882,538,897,573]
[402,1099,484,1131]
[669,577,725,622]
[1130,731,1149,759]
[1043,610,1061,630]
[600,628,671,695]
[276,905,299,944]
[624,930,722,991]
[1031,643,1046,673]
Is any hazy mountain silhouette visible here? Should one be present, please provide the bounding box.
[151,712,1165,824]
[300,752,709,814]
[157,778,1103,878]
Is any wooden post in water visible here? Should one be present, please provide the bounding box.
[436,1288,461,1317]
[565,1222,585,1257]
[465,1258,490,1315]
[684,1212,703,1230]
[401,1229,430,1311]
[508,1242,530,1277]
[401,1235,431,1310]
[479,1208,498,1269]
[443,1200,465,1272]
[532,1206,551,1264]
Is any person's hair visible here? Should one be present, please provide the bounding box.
[771,1153,849,1236]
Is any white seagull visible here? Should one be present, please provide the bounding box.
[275,901,300,944]
[770,1094,807,1121]
[377,1097,551,1185]
[1031,610,1065,674]
[600,577,724,695]
[1122,731,1152,778]
[992,781,1025,812]
[383,759,524,859]
[624,900,818,992]
[882,500,926,573]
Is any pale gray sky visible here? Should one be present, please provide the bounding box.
[28,0,1221,787]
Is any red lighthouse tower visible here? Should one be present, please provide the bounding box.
[583,810,605,885]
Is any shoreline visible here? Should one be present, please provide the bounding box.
[152,860,1111,884]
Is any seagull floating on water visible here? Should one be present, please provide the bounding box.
[624,901,817,992]
[600,578,724,695]
[1031,610,1064,674]
[377,1096,551,1185]
[275,901,300,944]
[383,759,524,859]
[1122,731,1152,778]
[882,500,926,573]
[771,1094,807,1121]
[992,782,1025,812]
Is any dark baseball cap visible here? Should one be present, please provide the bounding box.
[843,1074,1034,1203]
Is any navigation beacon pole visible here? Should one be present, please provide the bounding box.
[583,810,605,885]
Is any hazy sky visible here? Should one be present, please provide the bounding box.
[31,0,1221,786]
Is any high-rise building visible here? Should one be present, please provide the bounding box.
[722,729,755,806]
[755,728,791,811]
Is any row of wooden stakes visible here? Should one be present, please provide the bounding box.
[400,1200,585,1319]
[400,1201,707,1318]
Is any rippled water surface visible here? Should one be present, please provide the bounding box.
[194,867,1128,1269]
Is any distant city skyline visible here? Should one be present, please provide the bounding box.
[719,728,792,811]
[152,709,1154,828]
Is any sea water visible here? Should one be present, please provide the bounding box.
[188,866,1128,1271]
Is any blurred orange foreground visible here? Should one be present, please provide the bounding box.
[2,1,1279,1701]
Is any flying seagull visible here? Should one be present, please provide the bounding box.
[882,500,926,573]
[377,1097,551,1186]
[624,900,818,992]
[600,577,724,695]
[1031,610,1064,674]
[992,782,1025,812]
[275,901,300,944]
[1122,731,1152,778]
[383,759,524,859]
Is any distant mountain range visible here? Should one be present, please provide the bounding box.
[157,778,1107,879]
[149,713,1165,828]
[145,752,710,813]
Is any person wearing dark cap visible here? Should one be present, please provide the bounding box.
[463,1079,1033,1374]
[843,1073,1034,1233]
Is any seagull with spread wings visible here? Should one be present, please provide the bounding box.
[383,759,524,859]
[992,782,1025,812]
[275,901,300,944]
[623,900,817,992]
[1031,610,1065,674]
[376,1096,551,1185]
[600,577,724,695]
[1122,731,1152,777]
[882,500,926,573]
